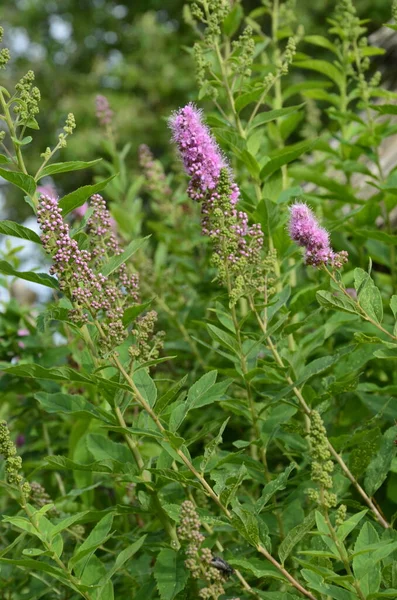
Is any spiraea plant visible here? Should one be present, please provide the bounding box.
[1,2,397,599]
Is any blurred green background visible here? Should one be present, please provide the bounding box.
[0,0,394,216]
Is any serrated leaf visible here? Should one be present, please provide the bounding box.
[231,504,259,546]
[353,522,381,596]
[154,549,189,600]
[39,159,102,179]
[100,236,150,276]
[364,425,397,496]
[35,392,112,423]
[0,260,58,289]
[278,512,315,565]
[207,324,240,354]
[133,368,157,407]
[354,268,383,324]
[0,220,41,244]
[59,175,116,216]
[0,167,36,196]
[316,290,358,315]
[256,464,295,513]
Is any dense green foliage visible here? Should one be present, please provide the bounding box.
[0,1,397,599]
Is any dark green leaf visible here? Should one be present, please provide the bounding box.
[0,220,41,244]
[154,549,189,600]
[39,159,102,179]
[0,167,36,196]
[101,236,150,276]
[0,260,58,289]
[59,175,116,216]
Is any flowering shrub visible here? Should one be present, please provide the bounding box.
[1,2,397,599]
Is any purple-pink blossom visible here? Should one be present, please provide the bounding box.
[96,94,113,127]
[169,104,263,270]
[289,202,347,267]
[169,103,239,204]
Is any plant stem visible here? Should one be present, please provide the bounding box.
[251,300,390,529]
[111,355,316,599]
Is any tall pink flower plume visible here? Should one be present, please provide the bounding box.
[289,202,347,267]
[169,102,239,204]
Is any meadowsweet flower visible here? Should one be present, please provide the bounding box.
[169,104,264,293]
[96,94,113,127]
[169,103,239,203]
[288,202,347,267]
[37,193,138,352]
[139,144,171,201]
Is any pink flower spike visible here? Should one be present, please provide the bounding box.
[169,103,228,200]
[288,202,346,267]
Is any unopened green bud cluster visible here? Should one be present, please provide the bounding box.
[231,27,255,78]
[307,411,337,508]
[14,71,41,123]
[129,310,165,362]
[0,421,30,498]
[178,500,226,599]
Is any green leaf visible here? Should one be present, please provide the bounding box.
[0,220,41,244]
[51,512,90,537]
[100,236,150,276]
[249,104,305,130]
[293,60,344,88]
[59,175,116,216]
[278,512,315,565]
[336,510,367,542]
[86,433,133,465]
[316,290,358,315]
[354,268,383,324]
[0,558,70,586]
[235,88,263,113]
[200,418,230,472]
[207,324,240,354]
[154,549,189,600]
[304,35,339,54]
[38,159,102,179]
[122,301,152,327]
[35,392,112,423]
[186,370,231,411]
[260,140,315,180]
[0,260,58,289]
[231,504,259,546]
[228,557,286,581]
[364,425,397,496]
[69,512,115,570]
[3,363,93,385]
[297,356,336,385]
[99,535,146,586]
[133,368,157,407]
[301,569,356,600]
[256,464,296,513]
[370,104,397,115]
[353,522,381,596]
[0,167,36,196]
